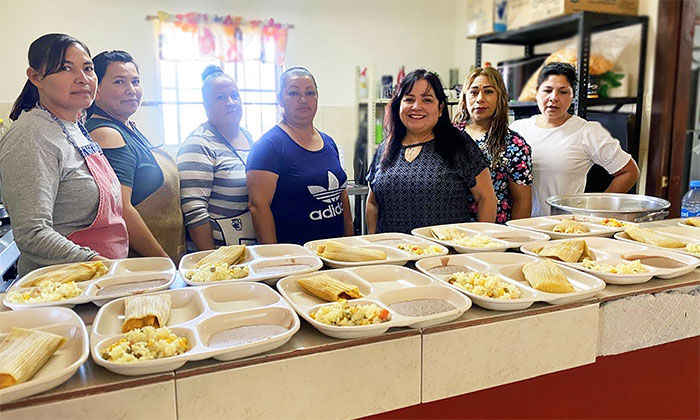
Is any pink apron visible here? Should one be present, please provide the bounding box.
[40,105,129,258]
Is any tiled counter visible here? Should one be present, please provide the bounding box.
[2,220,699,419]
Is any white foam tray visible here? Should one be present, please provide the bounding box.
[411,222,551,253]
[304,233,448,268]
[90,282,300,376]
[180,244,323,286]
[277,265,472,339]
[415,252,606,310]
[614,225,700,257]
[0,307,89,404]
[520,237,700,285]
[506,215,632,240]
[4,258,176,310]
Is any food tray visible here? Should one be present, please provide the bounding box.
[90,282,299,376]
[304,233,448,268]
[415,252,605,310]
[506,215,633,239]
[411,222,551,253]
[4,258,177,310]
[614,225,700,257]
[180,244,323,286]
[277,265,471,339]
[0,307,89,404]
[520,237,700,285]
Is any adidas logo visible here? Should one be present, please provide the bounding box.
[307,171,346,220]
[307,172,345,204]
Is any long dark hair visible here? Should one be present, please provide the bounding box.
[86,50,138,118]
[453,67,510,168]
[381,69,466,169]
[10,33,91,121]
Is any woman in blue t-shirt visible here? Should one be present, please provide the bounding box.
[247,67,353,245]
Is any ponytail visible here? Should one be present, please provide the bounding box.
[9,80,39,121]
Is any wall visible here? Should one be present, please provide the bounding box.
[0,0,459,180]
[0,0,660,187]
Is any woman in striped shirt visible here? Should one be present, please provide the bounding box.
[176,65,256,251]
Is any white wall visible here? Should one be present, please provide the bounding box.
[0,0,659,185]
[0,0,460,179]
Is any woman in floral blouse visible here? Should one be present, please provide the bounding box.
[453,67,532,223]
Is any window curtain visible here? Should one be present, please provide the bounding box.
[153,11,289,65]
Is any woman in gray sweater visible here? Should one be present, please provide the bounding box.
[0,34,128,275]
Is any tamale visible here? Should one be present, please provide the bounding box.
[534,240,594,263]
[0,327,65,389]
[552,219,590,234]
[522,260,575,293]
[122,294,172,333]
[430,226,465,241]
[317,241,386,262]
[297,273,363,301]
[27,261,108,287]
[685,217,700,227]
[624,226,686,248]
[193,245,246,269]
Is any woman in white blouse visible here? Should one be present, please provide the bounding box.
[510,62,640,217]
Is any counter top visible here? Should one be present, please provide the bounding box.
[2,218,699,414]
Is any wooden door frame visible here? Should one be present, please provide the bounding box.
[645,0,697,216]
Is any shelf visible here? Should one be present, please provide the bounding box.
[509,97,638,109]
[478,12,648,46]
[360,98,459,106]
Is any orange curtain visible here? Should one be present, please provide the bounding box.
[154,11,289,65]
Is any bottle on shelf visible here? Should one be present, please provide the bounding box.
[358,68,368,99]
[681,180,700,218]
[396,66,405,90]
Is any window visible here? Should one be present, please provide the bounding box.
[159,59,281,145]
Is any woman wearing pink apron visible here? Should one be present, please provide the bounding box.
[0,34,128,275]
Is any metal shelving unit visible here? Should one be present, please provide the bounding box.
[476,12,649,161]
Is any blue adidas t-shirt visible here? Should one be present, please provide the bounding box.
[247,125,347,245]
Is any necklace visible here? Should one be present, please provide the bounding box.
[404,145,422,162]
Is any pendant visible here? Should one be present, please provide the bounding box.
[404,145,422,162]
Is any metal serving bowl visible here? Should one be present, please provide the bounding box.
[546,193,670,223]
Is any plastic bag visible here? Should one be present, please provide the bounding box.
[518,26,636,101]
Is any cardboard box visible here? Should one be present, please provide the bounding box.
[466,0,495,38]
[507,0,639,30]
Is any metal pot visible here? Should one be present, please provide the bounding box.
[546,193,670,223]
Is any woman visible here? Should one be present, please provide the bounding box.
[0,34,128,275]
[453,67,532,223]
[510,62,640,217]
[177,65,256,251]
[247,67,353,244]
[86,50,185,262]
[366,69,497,234]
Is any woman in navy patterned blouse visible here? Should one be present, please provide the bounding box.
[453,67,533,223]
[366,69,497,234]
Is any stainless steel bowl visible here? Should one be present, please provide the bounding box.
[546,193,670,222]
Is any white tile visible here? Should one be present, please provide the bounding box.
[422,304,599,402]
[4,381,176,420]
[598,287,700,356]
[176,335,421,419]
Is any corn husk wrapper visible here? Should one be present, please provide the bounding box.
[0,327,65,389]
[522,260,575,294]
[316,241,386,262]
[193,245,246,269]
[122,294,172,333]
[624,226,686,248]
[534,240,593,263]
[297,274,363,302]
[27,261,108,287]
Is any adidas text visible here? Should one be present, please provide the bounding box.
[309,203,343,220]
